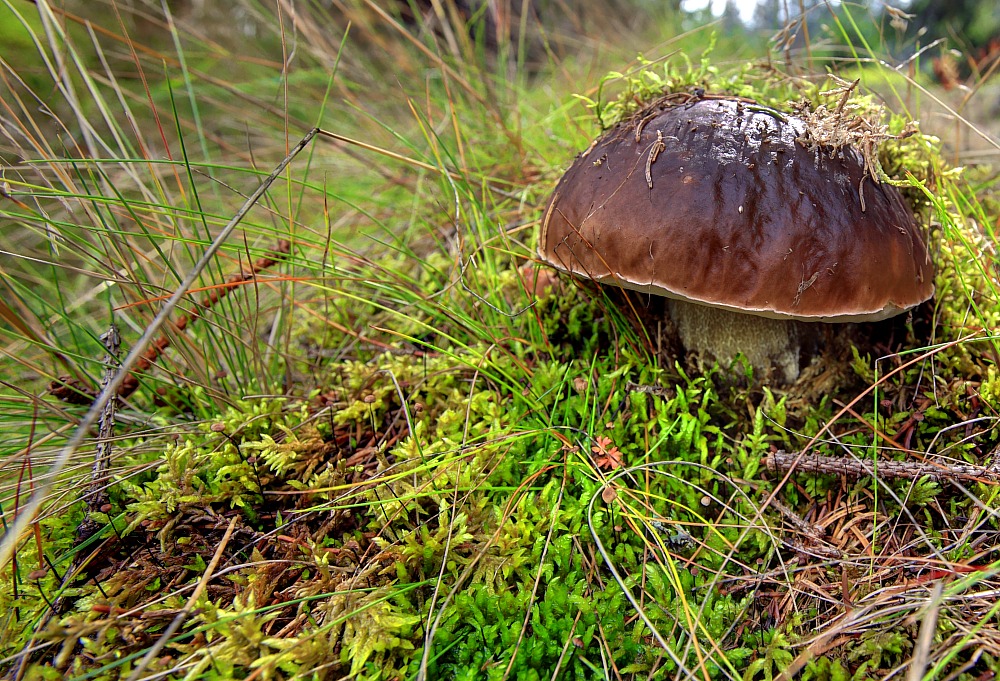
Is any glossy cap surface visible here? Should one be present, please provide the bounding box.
[539,97,934,321]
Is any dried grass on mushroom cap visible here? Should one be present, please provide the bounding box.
[793,75,921,186]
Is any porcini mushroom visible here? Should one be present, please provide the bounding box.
[539,96,933,383]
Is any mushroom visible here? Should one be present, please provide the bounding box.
[539,96,934,383]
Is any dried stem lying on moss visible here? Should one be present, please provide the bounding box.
[766,449,1000,483]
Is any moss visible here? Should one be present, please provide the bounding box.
[5,16,999,678]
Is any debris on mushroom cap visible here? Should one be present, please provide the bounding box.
[538,95,935,324]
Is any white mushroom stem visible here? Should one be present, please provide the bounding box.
[668,300,800,383]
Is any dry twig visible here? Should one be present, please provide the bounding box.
[89,325,120,509]
[2,129,317,574]
[766,449,1000,483]
[625,381,674,399]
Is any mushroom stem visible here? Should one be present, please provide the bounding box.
[668,300,800,383]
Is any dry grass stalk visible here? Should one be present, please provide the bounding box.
[793,76,918,185]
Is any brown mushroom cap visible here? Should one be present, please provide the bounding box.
[539,97,934,322]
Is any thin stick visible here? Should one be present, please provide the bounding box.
[89,325,120,509]
[754,336,973,555]
[0,129,317,572]
[625,381,674,399]
[645,130,665,189]
[766,449,1000,484]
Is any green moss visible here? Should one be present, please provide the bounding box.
[4,7,999,678]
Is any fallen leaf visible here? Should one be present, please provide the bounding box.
[592,435,623,470]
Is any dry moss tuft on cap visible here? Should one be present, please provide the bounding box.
[539,94,934,383]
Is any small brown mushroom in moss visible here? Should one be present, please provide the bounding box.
[539,96,934,383]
